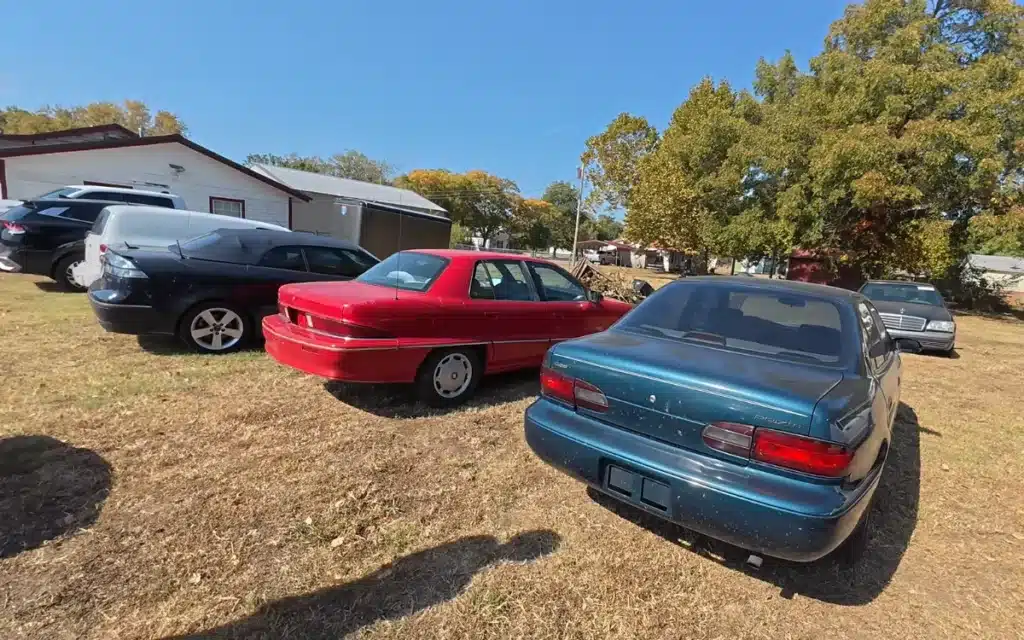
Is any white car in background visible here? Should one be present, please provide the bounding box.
[0,185,186,214]
[72,205,289,288]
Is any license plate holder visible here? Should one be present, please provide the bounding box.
[604,464,670,512]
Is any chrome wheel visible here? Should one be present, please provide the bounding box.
[189,308,244,351]
[433,353,472,398]
[65,259,85,289]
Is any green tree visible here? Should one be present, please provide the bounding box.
[509,199,557,250]
[541,181,584,250]
[968,207,1024,256]
[246,151,394,184]
[395,169,520,243]
[581,113,659,210]
[585,214,624,241]
[0,101,187,135]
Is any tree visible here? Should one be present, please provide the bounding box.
[586,214,624,241]
[246,150,394,184]
[541,181,584,250]
[0,101,187,135]
[968,207,1024,256]
[395,169,520,243]
[580,113,659,210]
[509,199,558,250]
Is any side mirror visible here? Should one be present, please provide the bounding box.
[893,338,921,354]
[586,289,603,304]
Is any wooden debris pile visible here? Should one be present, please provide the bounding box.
[571,260,649,304]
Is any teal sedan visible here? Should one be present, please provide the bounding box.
[525,277,917,563]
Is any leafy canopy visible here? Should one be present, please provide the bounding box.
[0,100,187,135]
[246,151,395,185]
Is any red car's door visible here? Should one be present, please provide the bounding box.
[466,259,550,371]
[526,261,614,339]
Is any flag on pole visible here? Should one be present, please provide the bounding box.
[577,165,583,180]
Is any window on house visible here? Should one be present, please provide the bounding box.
[210,197,244,218]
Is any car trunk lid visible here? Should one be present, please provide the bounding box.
[548,330,844,454]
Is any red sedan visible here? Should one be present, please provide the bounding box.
[263,249,633,406]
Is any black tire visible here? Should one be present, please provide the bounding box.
[178,302,251,354]
[414,347,483,407]
[52,254,86,292]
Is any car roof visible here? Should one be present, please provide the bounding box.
[68,185,179,197]
[407,248,557,263]
[25,198,135,206]
[677,275,863,301]
[862,279,936,287]
[213,228,364,251]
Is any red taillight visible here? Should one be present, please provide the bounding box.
[99,244,108,254]
[295,311,392,339]
[701,423,852,478]
[752,430,853,478]
[540,366,608,412]
[2,221,25,234]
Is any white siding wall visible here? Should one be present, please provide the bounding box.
[4,143,292,227]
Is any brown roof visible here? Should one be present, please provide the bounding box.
[0,133,311,201]
[0,123,137,142]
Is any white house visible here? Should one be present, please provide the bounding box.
[0,125,308,227]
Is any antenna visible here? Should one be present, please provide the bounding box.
[395,207,402,301]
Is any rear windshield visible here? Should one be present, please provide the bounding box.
[615,282,849,365]
[860,282,943,306]
[357,252,448,292]
[1,204,36,220]
[91,208,114,234]
[33,187,77,200]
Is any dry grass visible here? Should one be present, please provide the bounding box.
[1,273,1023,639]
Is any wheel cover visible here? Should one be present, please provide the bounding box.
[189,308,244,351]
[66,260,85,289]
[433,353,472,398]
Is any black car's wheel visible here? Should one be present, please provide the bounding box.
[415,347,483,407]
[52,254,87,292]
[178,302,250,354]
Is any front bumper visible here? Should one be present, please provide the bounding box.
[886,328,955,351]
[524,399,881,562]
[88,290,175,335]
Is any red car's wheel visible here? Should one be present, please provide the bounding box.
[415,348,483,407]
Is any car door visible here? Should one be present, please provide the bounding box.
[524,261,595,341]
[463,259,550,371]
[302,245,378,282]
[244,246,312,321]
[864,300,901,424]
[22,203,100,259]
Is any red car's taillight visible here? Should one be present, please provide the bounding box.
[99,243,108,254]
[540,366,608,412]
[294,311,392,339]
[701,421,853,478]
[2,221,25,234]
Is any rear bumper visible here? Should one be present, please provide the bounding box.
[886,328,954,351]
[524,399,881,562]
[262,315,421,383]
[88,291,175,335]
[0,246,48,276]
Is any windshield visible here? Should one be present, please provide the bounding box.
[860,283,944,306]
[357,251,448,292]
[615,282,849,365]
[33,187,78,200]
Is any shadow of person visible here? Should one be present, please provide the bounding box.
[168,530,561,639]
[588,402,924,606]
[323,368,541,419]
[0,435,112,558]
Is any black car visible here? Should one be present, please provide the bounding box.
[0,199,126,291]
[87,228,380,353]
[858,280,956,353]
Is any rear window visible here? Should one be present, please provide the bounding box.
[615,282,849,365]
[860,282,943,306]
[91,208,114,234]
[1,204,37,221]
[33,187,77,200]
[357,252,448,292]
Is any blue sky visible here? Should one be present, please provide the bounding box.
[2,1,849,200]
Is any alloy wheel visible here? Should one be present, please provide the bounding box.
[189,308,244,351]
[433,353,473,399]
[65,260,86,290]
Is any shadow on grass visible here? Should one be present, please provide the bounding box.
[32,280,80,294]
[0,435,111,558]
[136,335,265,356]
[587,402,925,606]
[165,530,560,640]
[324,368,541,419]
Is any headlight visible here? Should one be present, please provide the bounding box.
[103,253,148,279]
[925,320,955,333]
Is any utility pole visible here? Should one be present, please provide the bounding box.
[571,163,585,263]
